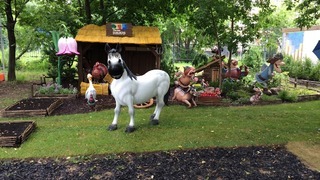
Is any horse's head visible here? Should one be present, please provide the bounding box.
[105,44,136,80]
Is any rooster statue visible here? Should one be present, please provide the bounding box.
[85,73,97,109]
[91,62,108,83]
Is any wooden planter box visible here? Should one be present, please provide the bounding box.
[2,98,63,117]
[33,93,78,99]
[197,96,223,105]
[0,121,36,147]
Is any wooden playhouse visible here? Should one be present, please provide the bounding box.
[195,57,222,83]
[75,23,163,95]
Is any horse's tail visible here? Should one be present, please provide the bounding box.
[164,87,171,106]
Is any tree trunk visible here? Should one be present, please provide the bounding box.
[84,0,91,24]
[5,0,16,81]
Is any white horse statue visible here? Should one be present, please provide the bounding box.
[106,44,170,133]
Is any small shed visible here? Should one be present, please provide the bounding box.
[195,58,221,82]
[75,23,162,85]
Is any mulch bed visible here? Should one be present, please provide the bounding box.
[0,145,319,179]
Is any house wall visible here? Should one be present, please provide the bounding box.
[282,26,320,63]
[79,43,157,83]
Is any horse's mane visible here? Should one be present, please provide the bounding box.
[123,60,137,80]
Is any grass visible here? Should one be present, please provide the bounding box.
[0,101,319,160]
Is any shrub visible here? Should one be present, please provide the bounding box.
[309,62,320,81]
[268,71,289,88]
[277,90,298,102]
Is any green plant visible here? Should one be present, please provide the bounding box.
[241,46,264,72]
[192,53,209,68]
[221,79,242,97]
[209,81,219,88]
[277,90,298,102]
[36,83,78,95]
[309,62,320,81]
[268,71,289,88]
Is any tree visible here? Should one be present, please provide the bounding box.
[190,0,272,86]
[284,0,320,28]
[0,0,30,81]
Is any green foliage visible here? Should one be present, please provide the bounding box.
[16,58,49,71]
[282,55,320,81]
[241,46,264,72]
[309,63,320,81]
[37,83,78,95]
[192,53,209,68]
[161,45,179,82]
[268,72,290,89]
[209,81,219,88]
[221,79,244,100]
[277,90,298,102]
[284,0,320,28]
[191,0,273,60]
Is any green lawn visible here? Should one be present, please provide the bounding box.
[1,101,319,159]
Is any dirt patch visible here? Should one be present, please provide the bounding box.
[286,142,320,172]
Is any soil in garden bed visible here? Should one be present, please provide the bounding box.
[6,98,59,111]
[0,145,319,179]
[0,121,36,147]
[51,95,116,115]
[0,121,32,137]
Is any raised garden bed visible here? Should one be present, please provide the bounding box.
[2,98,63,117]
[196,96,224,106]
[33,93,78,99]
[0,120,36,147]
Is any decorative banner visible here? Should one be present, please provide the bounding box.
[106,23,133,37]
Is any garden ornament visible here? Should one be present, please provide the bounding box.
[254,53,285,95]
[222,59,249,80]
[56,37,80,56]
[105,43,170,133]
[172,85,197,108]
[92,62,108,82]
[250,87,263,104]
[173,66,198,107]
[211,45,229,59]
[85,73,98,109]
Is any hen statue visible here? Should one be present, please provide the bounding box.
[91,62,108,82]
[85,73,98,109]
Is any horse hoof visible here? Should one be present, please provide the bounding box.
[150,119,159,125]
[150,114,155,121]
[108,124,118,131]
[125,126,136,133]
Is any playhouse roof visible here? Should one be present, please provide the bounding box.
[75,24,162,45]
[195,59,220,72]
